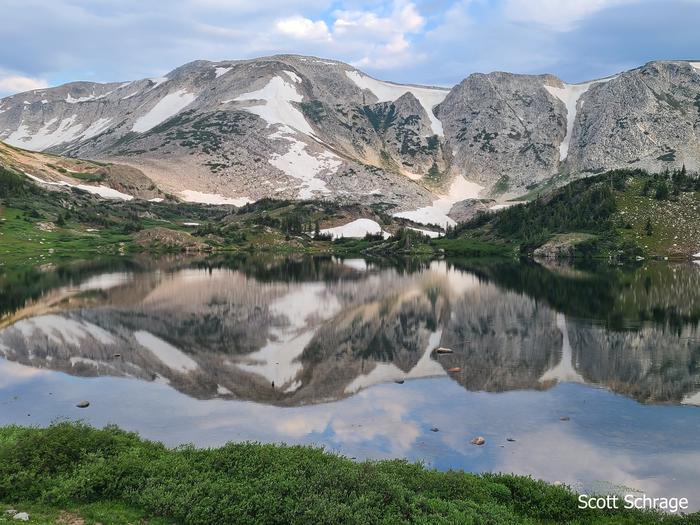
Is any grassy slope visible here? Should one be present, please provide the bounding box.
[448,169,700,260]
[0,423,693,525]
[616,177,700,257]
[3,151,699,266]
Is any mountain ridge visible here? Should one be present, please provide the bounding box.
[2,55,699,226]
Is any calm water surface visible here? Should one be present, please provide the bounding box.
[1,256,699,507]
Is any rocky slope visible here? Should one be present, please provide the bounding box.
[0,142,163,201]
[1,56,699,218]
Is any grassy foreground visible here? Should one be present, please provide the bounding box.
[0,424,695,524]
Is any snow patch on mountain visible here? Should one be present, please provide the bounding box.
[682,390,700,405]
[82,117,114,140]
[180,189,252,206]
[147,77,169,91]
[231,73,313,135]
[214,66,232,78]
[65,93,97,103]
[6,115,92,150]
[122,90,141,100]
[544,81,595,161]
[407,227,441,238]
[345,70,449,136]
[393,176,483,227]
[23,171,133,201]
[268,129,341,199]
[544,76,615,161]
[320,218,387,239]
[132,90,197,133]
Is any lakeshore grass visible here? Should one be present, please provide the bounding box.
[0,423,694,524]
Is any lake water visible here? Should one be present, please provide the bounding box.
[1,256,699,508]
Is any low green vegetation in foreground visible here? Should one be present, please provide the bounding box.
[0,423,694,524]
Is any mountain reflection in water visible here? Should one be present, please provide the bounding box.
[0,256,699,406]
[2,256,700,508]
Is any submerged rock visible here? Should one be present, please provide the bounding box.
[76,401,90,408]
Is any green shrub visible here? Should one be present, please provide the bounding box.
[0,423,690,524]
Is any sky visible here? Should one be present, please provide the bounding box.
[1,0,699,96]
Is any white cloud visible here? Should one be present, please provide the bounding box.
[271,1,426,70]
[0,0,696,91]
[504,0,635,30]
[276,16,332,41]
[334,1,426,69]
[0,74,48,95]
[333,1,424,36]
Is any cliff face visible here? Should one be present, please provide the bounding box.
[568,61,700,175]
[438,72,567,193]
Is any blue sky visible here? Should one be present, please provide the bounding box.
[1,0,699,96]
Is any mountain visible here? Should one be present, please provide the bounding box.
[1,56,700,224]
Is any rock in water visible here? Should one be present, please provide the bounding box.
[430,427,439,432]
[470,436,486,446]
[560,416,570,421]
[76,401,90,408]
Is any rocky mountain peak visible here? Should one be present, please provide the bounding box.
[1,56,699,221]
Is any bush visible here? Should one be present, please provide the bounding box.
[0,423,688,524]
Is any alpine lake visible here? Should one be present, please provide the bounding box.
[1,255,699,509]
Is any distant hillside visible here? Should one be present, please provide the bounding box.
[0,141,164,201]
[448,168,700,259]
